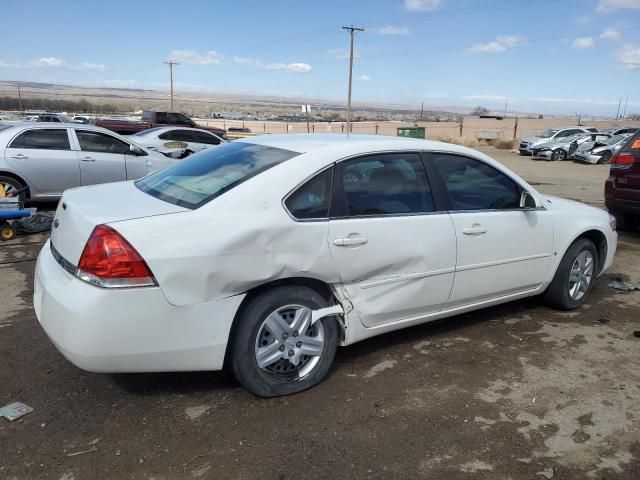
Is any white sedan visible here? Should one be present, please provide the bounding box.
[34,135,617,397]
[131,126,226,157]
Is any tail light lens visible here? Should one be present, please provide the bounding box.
[77,225,156,288]
[610,153,635,170]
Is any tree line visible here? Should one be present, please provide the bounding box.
[0,96,128,114]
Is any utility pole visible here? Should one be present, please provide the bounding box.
[419,101,424,120]
[16,85,23,116]
[616,97,622,120]
[504,101,508,117]
[163,61,179,111]
[342,25,364,133]
[622,96,629,119]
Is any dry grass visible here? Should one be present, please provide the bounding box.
[493,138,517,150]
[433,135,489,148]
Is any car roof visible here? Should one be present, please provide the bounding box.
[236,133,498,159]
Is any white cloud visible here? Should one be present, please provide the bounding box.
[28,57,106,72]
[233,57,311,73]
[0,60,22,68]
[468,35,526,53]
[600,27,621,40]
[166,49,223,65]
[372,25,410,36]
[575,14,591,24]
[462,94,512,101]
[572,37,595,48]
[30,57,65,68]
[616,43,640,69]
[597,0,640,11]
[404,0,441,11]
[359,74,372,81]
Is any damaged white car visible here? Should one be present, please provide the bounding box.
[34,135,617,396]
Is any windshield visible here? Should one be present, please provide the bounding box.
[136,142,300,209]
[539,129,559,138]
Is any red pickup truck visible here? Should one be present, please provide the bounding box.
[94,111,226,137]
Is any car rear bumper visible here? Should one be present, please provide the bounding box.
[606,198,640,216]
[34,241,244,373]
[573,153,600,164]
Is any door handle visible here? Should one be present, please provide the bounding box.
[81,157,95,162]
[462,226,487,235]
[334,236,368,247]
[10,154,28,159]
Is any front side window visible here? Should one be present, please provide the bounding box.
[9,129,70,150]
[136,142,300,209]
[431,153,521,211]
[285,168,332,220]
[76,130,130,154]
[166,113,193,126]
[331,153,434,217]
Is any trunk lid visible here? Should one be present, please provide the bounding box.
[51,181,187,265]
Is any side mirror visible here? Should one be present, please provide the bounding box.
[520,191,537,209]
[128,144,144,156]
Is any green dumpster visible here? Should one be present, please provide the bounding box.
[397,127,426,139]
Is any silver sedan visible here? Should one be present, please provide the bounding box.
[0,123,178,200]
[130,127,227,157]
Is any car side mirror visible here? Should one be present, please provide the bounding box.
[519,191,537,209]
[128,144,146,156]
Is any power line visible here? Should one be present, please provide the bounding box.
[342,26,365,133]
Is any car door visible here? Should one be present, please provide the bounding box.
[326,152,456,327]
[428,152,554,307]
[4,127,80,196]
[73,129,129,186]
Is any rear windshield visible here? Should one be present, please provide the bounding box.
[136,142,300,209]
[132,127,164,137]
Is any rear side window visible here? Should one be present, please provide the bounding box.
[331,153,434,217]
[431,153,521,210]
[76,130,130,154]
[159,130,193,142]
[136,142,300,209]
[9,129,70,150]
[285,168,332,220]
[194,131,221,145]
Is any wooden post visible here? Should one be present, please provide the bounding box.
[459,118,463,137]
[341,123,344,133]
[263,122,266,133]
[513,116,518,140]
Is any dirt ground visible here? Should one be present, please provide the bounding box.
[1,147,639,480]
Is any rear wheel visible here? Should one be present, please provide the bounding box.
[612,211,639,232]
[597,151,612,164]
[544,238,598,310]
[0,175,25,200]
[231,286,339,397]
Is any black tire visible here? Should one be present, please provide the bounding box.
[551,149,567,161]
[0,175,26,200]
[544,238,598,310]
[597,151,612,164]
[230,286,339,397]
[0,222,16,241]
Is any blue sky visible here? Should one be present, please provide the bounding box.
[1,0,640,116]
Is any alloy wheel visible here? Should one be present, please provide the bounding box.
[0,181,19,197]
[254,305,325,381]
[568,250,594,301]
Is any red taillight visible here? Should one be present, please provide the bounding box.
[611,153,636,170]
[77,225,156,288]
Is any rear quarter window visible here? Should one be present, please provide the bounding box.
[136,142,299,209]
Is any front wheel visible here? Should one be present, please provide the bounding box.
[230,286,339,397]
[551,149,567,161]
[544,238,598,310]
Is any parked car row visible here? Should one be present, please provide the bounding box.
[521,126,639,165]
[605,129,640,230]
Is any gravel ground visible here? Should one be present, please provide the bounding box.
[1,148,639,480]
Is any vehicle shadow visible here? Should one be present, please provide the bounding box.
[109,369,239,396]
